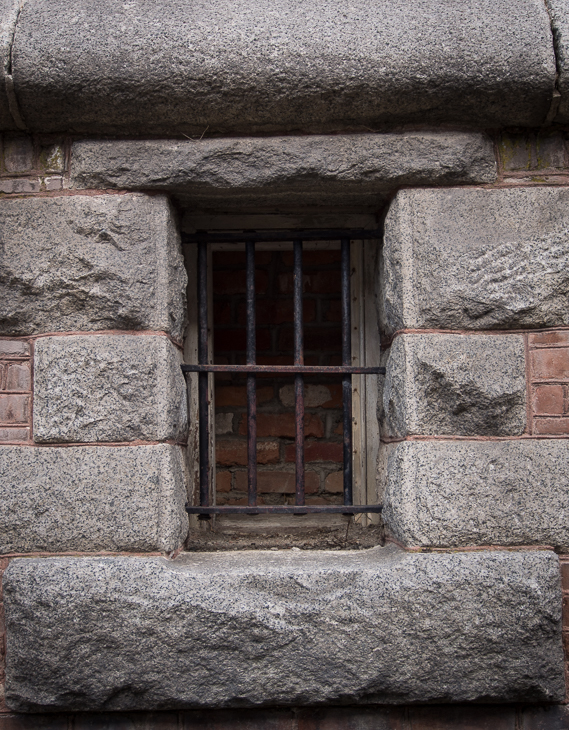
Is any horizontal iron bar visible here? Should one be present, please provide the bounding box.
[182,364,385,374]
[186,505,383,514]
[181,228,383,244]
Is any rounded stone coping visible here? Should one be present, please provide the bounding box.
[0,0,557,133]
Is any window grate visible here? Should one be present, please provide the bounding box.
[181,229,385,516]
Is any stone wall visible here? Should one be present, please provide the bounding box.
[3,1,569,726]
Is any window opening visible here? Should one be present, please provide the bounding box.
[182,229,384,516]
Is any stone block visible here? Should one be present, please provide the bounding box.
[33,335,187,443]
[10,0,555,135]
[546,1,569,123]
[3,547,564,711]
[381,334,526,437]
[381,187,569,333]
[0,194,187,339]
[70,134,496,210]
[382,439,569,549]
[0,444,188,553]
[0,0,21,130]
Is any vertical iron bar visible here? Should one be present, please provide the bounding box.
[293,239,305,506]
[341,238,353,506]
[197,239,210,508]
[246,240,257,507]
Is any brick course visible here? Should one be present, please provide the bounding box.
[0,340,31,444]
[528,332,569,435]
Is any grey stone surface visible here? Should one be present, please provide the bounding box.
[546,0,569,123]
[0,0,21,130]
[381,187,569,334]
[0,194,187,339]
[3,547,564,711]
[382,439,569,549]
[0,444,188,553]
[9,0,555,135]
[33,335,187,444]
[381,334,526,437]
[70,134,496,209]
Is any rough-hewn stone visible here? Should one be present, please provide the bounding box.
[0,444,188,553]
[33,335,187,443]
[10,0,555,135]
[382,440,569,549]
[381,187,569,334]
[381,334,526,437]
[70,134,496,209]
[545,1,569,123]
[0,194,187,339]
[0,0,21,130]
[3,547,564,711]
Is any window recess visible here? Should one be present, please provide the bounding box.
[182,229,384,517]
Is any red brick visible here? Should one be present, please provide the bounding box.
[305,496,333,505]
[214,327,271,353]
[532,417,569,435]
[298,707,405,730]
[0,714,72,729]
[533,384,565,415]
[215,385,273,407]
[531,348,569,380]
[561,559,569,589]
[0,395,29,424]
[279,326,342,353]
[285,441,343,462]
[183,708,295,730]
[278,383,342,409]
[213,270,269,296]
[0,339,30,357]
[324,299,342,322]
[216,471,232,492]
[5,363,31,391]
[213,301,232,325]
[238,412,323,438]
[280,250,341,267]
[408,705,516,730]
[216,440,279,466]
[212,251,272,267]
[278,270,340,294]
[529,331,569,346]
[324,471,343,493]
[0,427,28,442]
[217,496,249,506]
[521,705,569,730]
[564,595,569,627]
[235,470,319,493]
[563,630,569,659]
[238,299,316,325]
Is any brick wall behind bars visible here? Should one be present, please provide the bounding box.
[212,250,346,506]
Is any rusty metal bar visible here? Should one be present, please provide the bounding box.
[182,364,384,374]
[182,229,382,244]
[197,238,210,509]
[246,239,257,507]
[187,505,383,514]
[293,239,305,506]
[183,228,386,517]
[341,238,353,507]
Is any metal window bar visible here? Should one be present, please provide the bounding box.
[181,229,385,516]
